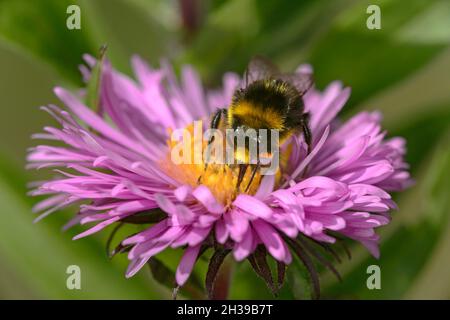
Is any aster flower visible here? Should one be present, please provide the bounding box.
[28,54,411,299]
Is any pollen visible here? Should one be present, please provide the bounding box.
[159,123,268,206]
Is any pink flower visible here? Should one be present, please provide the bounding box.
[28,55,411,297]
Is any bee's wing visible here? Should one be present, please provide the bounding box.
[244,56,314,95]
[278,72,314,96]
[243,56,279,87]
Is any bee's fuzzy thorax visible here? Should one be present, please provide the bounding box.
[228,101,286,131]
[228,78,304,141]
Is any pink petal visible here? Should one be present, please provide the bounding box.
[255,174,275,200]
[233,229,254,261]
[252,220,289,262]
[215,219,229,244]
[176,244,202,286]
[125,257,150,278]
[233,195,272,219]
[192,185,224,214]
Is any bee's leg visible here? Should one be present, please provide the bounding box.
[198,108,227,184]
[244,162,260,193]
[236,164,249,191]
[301,112,312,154]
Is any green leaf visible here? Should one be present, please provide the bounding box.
[0,0,97,84]
[394,0,450,45]
[181,0,341,82]
[229,261,274,299]
[81,0,175,74]
[286,258,314,300]
[147,256,205,299]
[393,108,450,175]
[306,0,446,109]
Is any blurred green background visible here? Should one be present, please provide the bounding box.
[0,0,449,299]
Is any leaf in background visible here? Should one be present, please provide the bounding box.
[180,0,448,117]
[395,0,450,45]
[229,260,274,299]
[284,237,320,299]
[147,256,205,299]
[307,0,447,109]
[182,0,349,84]
[286,257,314,300]
[393,108,450,175]
[353,47,450,173]
[357,47,450,132]
[247,247,277,296]
[0,0,97,84]
[148,257,176,291]
[82,0,176,74]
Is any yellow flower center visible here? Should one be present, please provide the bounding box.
[160,122,289,206]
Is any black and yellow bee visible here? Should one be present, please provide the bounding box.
[205,56,313,191]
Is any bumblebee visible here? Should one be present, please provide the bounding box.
[205,56,313,191]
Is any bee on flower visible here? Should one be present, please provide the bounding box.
[28,52,411,299]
